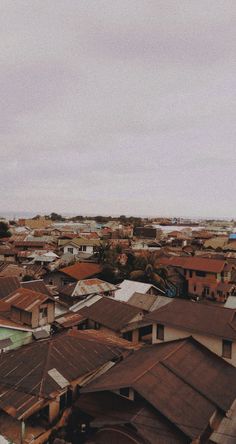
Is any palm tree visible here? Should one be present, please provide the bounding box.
[129,252,177,296]
[129,253,166,289]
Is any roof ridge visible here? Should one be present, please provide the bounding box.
[38,340,53,398]
[132,339,187,384]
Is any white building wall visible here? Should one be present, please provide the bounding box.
[152,323,236,366]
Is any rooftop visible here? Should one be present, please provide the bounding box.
[79,297,143,332]
[144,298,236,340]
[115,279,163,302]
[81,337,236,440]
[60,262,102,281]
[0,329,131,420]
[157,256,226,273]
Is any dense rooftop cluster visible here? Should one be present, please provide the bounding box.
[0,214,236,443]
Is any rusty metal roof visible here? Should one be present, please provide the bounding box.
[0,329,131,420]
[144,298,236,340]
[60,262,102,281]
[81,337,236,440]
[79,297,143,332]
[72,278,118,298]
[54,311,87,328]
[4,288,53,312]
[0,276,20,300]
[77,392,185,444]
[21,279,52,296]
[157,256,226,273]
[128,292,173,312]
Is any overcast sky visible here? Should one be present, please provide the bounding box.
[0,1,235,218]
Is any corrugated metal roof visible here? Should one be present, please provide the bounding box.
[21,280,52,296]
[115,280,163,302]
[157,256,226,273]
[79,297,143,332]
[55,312,86,328]
[144,298,236,340]
[60,262,102,281]
[81,337,236,440]
[128,292,173,312]
[72,278,118,298]
[4,288,53,312]
[0,276,20,300]
[0,329,131,420]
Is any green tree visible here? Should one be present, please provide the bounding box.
[0,222,11,238]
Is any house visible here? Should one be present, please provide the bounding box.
[157,256,236,301]
[44,262,102,287]
[79,337,236,443]
[18,217,53,229]
[62,238,101,255]
[133,226,158,239]
[3,287,55,329]
[0,247,18,263]
[143,298,236,366]
[78,297,144,338]
[58,278,118,306]
[0,329,134,444]
[115,279,164,302]
[204,237,228,251]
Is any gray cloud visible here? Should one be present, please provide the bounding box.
[0,0,236,217]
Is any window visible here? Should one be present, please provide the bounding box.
[39,307,48,319]
[156,324,164,341]
[95,322,100,330]
[222,339,232,359]
[193,285,197,292]
[203,286,210,296]
[196,271,206,277]
[68,247,74,254]
[189,270,193,278]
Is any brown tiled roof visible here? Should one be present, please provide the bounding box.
[0,329,130,420]
[60,262,102,281]
[157,256,226,273]
[79,297,143,332]
[81,337,236,440]
[144,298,236,340]
[0,276,20,299]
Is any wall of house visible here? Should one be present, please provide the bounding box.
[30,302,55,328]
[44,271,71,287]
[64,245,94,255]
[47,303,55,323]
[152,323,236,366]
[49,398,60,423]
[11,307,32,327]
